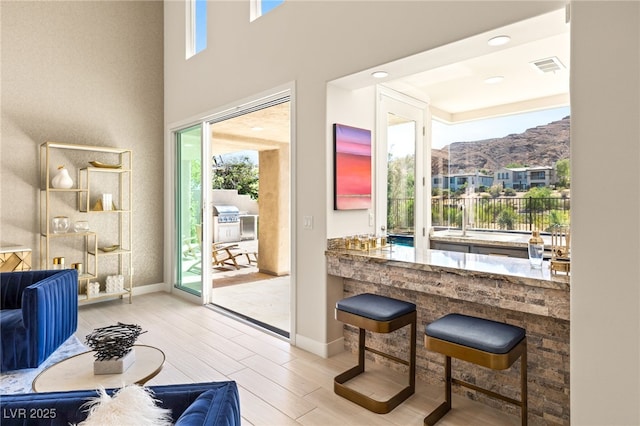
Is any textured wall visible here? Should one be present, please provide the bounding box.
[0,1,164,287]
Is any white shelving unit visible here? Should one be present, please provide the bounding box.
[40,142,133,304]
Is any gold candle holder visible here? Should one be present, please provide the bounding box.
[71,262,83,276]
[53,257,65,270]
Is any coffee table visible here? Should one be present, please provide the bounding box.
[32,345,165,392]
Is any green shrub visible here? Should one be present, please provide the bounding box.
[488,185,502,198]
[547,210,570,230]
[497,207,519,230]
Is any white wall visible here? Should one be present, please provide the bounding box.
[570,2,640,424]
[164,1,640,422]
[326,85,377,239]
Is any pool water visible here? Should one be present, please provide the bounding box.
[388,235,414,247]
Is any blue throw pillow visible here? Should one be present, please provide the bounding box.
[174,390,218,426]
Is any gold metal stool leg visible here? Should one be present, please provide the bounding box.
[424,355,451,426]
[334,311,416,414]
[520,340,528,426]
[424,337,528,426]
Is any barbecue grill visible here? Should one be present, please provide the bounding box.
[213,205,241,243]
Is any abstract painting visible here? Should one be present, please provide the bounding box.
[334,123,372,210]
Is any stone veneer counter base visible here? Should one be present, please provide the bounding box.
[326,245,570,425]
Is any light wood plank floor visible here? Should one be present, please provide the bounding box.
[77,292,519,426]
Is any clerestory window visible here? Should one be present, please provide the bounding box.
[250,0,284,22]
[186,0,207,58]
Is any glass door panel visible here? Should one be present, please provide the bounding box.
[387,114,416,243]
[377,89,427,250]
[176,125,203,295]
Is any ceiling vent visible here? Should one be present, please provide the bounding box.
[530,57,565,74]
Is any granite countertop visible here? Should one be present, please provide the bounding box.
[429,229,552,248]
[326,244,569,292]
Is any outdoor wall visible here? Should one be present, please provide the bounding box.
[163,1,639,423]
[212,189,258,215]
[257,148,290,276]
[0,1,164,288]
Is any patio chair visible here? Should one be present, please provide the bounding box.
[212,243,243,270]
[242,251,258,264]
[184,225,203,273]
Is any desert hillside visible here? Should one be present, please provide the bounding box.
[432,116,570,175]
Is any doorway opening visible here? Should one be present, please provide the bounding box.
[207,98,292,338]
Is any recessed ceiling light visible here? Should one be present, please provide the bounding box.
[484,76,504,84]
[488,35,511,46]
[251,126,263,131]
[371,71,388,79]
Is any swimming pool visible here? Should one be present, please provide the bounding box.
[388,234,414,247]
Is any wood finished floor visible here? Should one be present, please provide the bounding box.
[77,292,519,426]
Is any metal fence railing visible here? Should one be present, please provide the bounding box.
[387,196,571,234]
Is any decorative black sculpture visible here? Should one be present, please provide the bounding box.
[85,322,146,361]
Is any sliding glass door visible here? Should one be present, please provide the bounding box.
[175,125,208,296]
[171,86,292,335]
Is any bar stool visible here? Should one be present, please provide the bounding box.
[334,293,417,414]
[424,313,527,426]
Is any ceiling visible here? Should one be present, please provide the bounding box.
[336,8,570,123]
[212,8,569,154]
[210,102,291,155]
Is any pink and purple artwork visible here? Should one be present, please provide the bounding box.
[334,123,372,210]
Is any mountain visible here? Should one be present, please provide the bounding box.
[432,116,570,175]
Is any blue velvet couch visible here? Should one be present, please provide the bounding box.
[0,381,241,426]
[0,270,78,372]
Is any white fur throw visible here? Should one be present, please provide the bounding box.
[77,385,173,426]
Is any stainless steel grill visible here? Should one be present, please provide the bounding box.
[213,205,240,223]
[213,205,241,243]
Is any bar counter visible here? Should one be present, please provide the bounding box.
[326,243,570,425]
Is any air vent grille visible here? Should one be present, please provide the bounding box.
[530,57,565,74]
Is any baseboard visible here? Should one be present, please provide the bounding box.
[132,282,165,296]
[295,334,345,358]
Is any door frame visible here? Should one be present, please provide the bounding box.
[376,86,431,252]
[164,82,297,342]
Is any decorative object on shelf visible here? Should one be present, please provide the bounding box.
[101,193,113,211]
[550,225,570,274]
[106,275,125,293]
[52,216,70,233]
[528,230,544,268]
[74,220,89,232]
[91,197,117,211]
[87,282,100,297]
[71,262,83,275]
[85,322,146,375]
[52,256,65,269]
[99,244,120,252]
[51,165,74,189]
[89,160,122,169]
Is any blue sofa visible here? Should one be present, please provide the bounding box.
[0,381,241,426]
[0,269,78,372]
